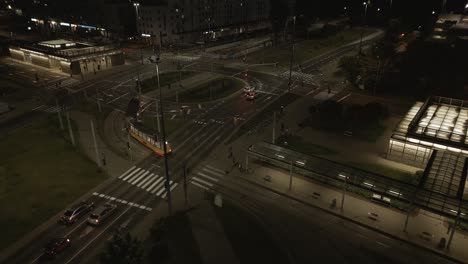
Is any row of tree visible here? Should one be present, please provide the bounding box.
[303,101,389,133]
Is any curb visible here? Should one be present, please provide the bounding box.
[238,175,464,264]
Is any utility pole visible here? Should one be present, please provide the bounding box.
[156,61,173,216]
[183,163,188,208]
[272,111,276,144]
[359,1,369,56]
[340,174,348,211]
[373,58,381,96]
[289,160,293,190]
[96,88,102,112]
[127,129,133,161]
[245,152,249,170]
[66,112,75,146]
[177,61,182,105]
[55,98,64,130]
[90,120,101,167]
[288,16,296,93]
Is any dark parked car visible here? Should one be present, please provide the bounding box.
[87,203,117,226]
[39,238,71,260]
[59,200,94,224]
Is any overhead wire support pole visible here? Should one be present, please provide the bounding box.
[156,60,173,216]
[288,16,296,93]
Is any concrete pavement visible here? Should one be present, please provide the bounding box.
[203,103,467,263]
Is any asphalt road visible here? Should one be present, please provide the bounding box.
[3,66,288,264]
[3,40,373,263]
[206,170,457,264]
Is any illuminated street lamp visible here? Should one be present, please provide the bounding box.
[359,1,370,56]
[133,2,140,18]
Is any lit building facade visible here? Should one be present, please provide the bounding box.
[387,96,468,168]
[9,39,124,75]
[135,0,271,46]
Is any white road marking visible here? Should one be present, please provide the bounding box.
[202,167,225,177]
[336,93,351,103]
[151,181,166,194]
[118,166,136,179]
[197,171,219,182]
[64,206,133,264]
[126,169,146,183]
[130,171,150,185]
[191,181,209,190]
[161,183,178,199]
[137,173,155,187]
[146,177,164,192]
[121,168,142,181]
[192,177,214,187]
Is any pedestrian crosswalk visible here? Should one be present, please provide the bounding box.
[117,166,178,198]
[278,71,322,85]
[44,77,79,90]
[191,165,226,190]
[32,104,62,113]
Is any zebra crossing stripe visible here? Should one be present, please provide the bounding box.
[156,185,166,196]
[126,169,146,183]
[141,175,160,190]
[197,171,219,182]
[156,180,174,197]
[151,181,166,194]
[137,173,155,187]
[130,171,150,185]
[191,181,209,190]
[205,165,226,175]
[192,177,214,187]
[118,166,136,179]
[146,177,164,192]
[202,167,224,177]
[161,183,178,199]
[122,168,142,181]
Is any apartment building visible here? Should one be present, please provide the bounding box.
[135,0,271,46]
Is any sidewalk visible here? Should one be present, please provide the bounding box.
[206,110,468,263]
[130,169,240,264]
[70,111,133,177]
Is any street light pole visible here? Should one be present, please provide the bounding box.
[359,1,370,56]
[156,62,173,216]
[340,174,348,211]
[272,111,276,144]
[288,16,296,93]
[289,160,293,190]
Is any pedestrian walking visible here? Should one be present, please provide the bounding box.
[101,152,106,166]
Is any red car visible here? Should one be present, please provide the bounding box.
[246,91,257,100]
[39,238,71,260]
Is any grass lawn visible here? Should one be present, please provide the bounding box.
[140,71,198,93]
[141,116,187,137]
[177,77,244,103]
[347,162,419,184]
[75,102,123,156]
[352,124,386,143]
[0,118,107,250]
[248,28,377,67]
[213,199,290,264]
[276,135,338,156]
[0,77,36,102]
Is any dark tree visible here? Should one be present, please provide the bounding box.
[100,231,144,264]
[270,0,290,44]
